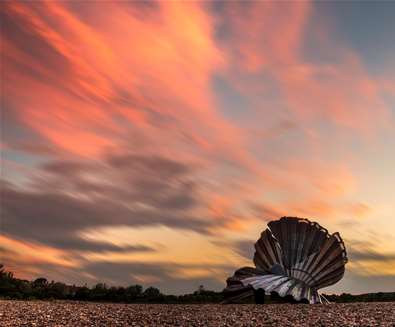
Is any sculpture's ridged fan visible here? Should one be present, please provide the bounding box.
[224,217,348,304]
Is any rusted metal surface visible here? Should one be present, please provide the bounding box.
[224,217,348,304]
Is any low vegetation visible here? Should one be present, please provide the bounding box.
[0,265,222,303]
[1,265,394,303]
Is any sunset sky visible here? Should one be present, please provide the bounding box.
[1,1,395,295]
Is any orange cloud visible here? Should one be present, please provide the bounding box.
[0,235,80,279]
[2,1,394,292]
[345,202,371,218]
[278,56,392,134]
[3,1,230,157]
[221,1,392,135]
[221,1,311,72]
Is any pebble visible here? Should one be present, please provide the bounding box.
[0,300,394,326]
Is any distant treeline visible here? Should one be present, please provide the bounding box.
[324,292,395,303]
[0,265,222,303]
[1,265,394,303]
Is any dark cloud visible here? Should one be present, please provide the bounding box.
[348,248,395,262]
[48,238,156,254]
[0,185,208,246]
[232,240,255,260]
[211,239,255,261]
[0,151,235,294]
[61,261,229,294]
[1,251,230,294]
[107,154,191,177]
[1,154,216,254]
[1,6,70,78]
[35,154,198,211]
[225,238,395,267]
[249,202,282,220]
[1,4,80,104]
[42,160,89,175]
[83,261,172,285]
[0,245,15,256]
[63,1,161,30]
[325,270,395,295]
[6,142,57,156]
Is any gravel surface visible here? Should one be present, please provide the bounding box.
[0,300,394,326]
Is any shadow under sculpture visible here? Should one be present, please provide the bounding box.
[224,217,348,304]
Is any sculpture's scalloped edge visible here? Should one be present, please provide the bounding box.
[268,216,348,265]
[224,217,348,304]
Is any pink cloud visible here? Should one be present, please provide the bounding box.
[2,1,394,289]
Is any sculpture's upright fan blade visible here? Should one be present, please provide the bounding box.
[253,229,284,271]
[224,216,348,304]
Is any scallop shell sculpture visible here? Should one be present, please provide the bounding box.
[224,217,348,304]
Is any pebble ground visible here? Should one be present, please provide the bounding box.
[0,300,394,326]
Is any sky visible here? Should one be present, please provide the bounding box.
[1,1,395,295]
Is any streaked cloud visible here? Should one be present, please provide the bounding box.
[1,1,394,294]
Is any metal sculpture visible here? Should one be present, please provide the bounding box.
[224,217,348,304]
